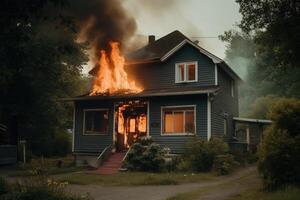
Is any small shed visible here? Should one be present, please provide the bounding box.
[230,117,272,153]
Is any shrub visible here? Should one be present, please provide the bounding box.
[124,137,166,172]
[258,98,300,189]
[213,154,239,175]
[183,137,230,172]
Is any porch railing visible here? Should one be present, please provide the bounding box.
[96,145,112,167]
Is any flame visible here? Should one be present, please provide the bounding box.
[90,42,142,96]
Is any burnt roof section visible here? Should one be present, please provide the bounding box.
[61,85,220,101]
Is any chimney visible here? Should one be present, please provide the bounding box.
[148,35,155,44]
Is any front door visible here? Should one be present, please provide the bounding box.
[114,101,148,152]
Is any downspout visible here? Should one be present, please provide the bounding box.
[207,93,212,141]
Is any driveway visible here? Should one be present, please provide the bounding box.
[67,166,260,200]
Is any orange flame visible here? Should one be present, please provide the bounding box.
[90,42,142,96]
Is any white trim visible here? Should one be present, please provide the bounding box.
[113,103,116,149]
[231,80,234,97]
[233,117,272,124]
[160,105,196,136]
[82,108,110,136]
[72,103,76,152]
[223,118,227,136]
[147,101,150,136]
[161,39,223,63]
[175,61,198,83]
[207,95,211,141]
[246,126,250,151]
[214,64,218,85]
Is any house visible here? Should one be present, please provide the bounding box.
[65,30,243,166]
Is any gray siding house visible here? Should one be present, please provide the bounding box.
[67,31,241,163]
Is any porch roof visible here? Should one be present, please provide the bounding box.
[233,117,272,124]
[61,86,220,101]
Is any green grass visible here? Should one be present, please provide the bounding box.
[57,171,216,186]
[226,186,300,200]
[166,169,258,200]
[0,155,84,177]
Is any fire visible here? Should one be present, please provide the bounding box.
[89,42,142,96]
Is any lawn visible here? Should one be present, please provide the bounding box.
[0,155,84,177]
[57,171,216,186]
[226,186,300,200]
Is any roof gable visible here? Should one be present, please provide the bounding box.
[89,30,241,81]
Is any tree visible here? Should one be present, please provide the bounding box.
[237,0,300,97]
[0,0,88,156]
[258,98,300,189]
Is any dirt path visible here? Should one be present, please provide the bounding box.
[66,166,259,200]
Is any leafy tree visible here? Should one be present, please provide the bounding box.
[0,0,88,156]
[258,98,300,189]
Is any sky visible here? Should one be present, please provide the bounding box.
[124,0,242,59]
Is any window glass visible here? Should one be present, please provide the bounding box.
[185,111,195,133]
[84,110,109,134]
[179,64,185,82]
[129,118,136,133]
[173,111,184,132]
[164,111,173,133]
[187,64,196,81]
[162,107,195,134]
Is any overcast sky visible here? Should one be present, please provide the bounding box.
[124,0,242,59]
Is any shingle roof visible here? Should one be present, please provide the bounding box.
[89,30,241,81]
[126,30,188,62]
[61,86,220,101]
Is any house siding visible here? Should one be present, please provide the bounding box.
[149,94,208,154]
[74,100,114,154]
[127,44,215,90]
[211,66,239,140]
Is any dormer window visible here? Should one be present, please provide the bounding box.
[175,61,198,83]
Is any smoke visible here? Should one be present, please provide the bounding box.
[66,0,137,63]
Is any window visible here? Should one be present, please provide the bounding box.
[162,106,195,135]
[83,109,109,135]
[175,62,198,83]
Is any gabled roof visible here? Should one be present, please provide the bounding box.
[126,30,241,81]
[127,30,223,64]
[89,30,241,81]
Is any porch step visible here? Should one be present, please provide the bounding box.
[95,152,126,175]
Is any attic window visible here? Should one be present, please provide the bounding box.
[175,62,198,83]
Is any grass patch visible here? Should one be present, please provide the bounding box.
[226,186,300,200]
[0,155,84,177]
[58,171,215,186]
[166,169,258,200]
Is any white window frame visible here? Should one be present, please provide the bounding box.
[83,108,109,135]
[161,105,196,136]
[175,61,198,83]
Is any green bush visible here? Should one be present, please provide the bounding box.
[213,154,239,175]
[124,137,166,172]
[258,98,300,189]
[183,137,230,172]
